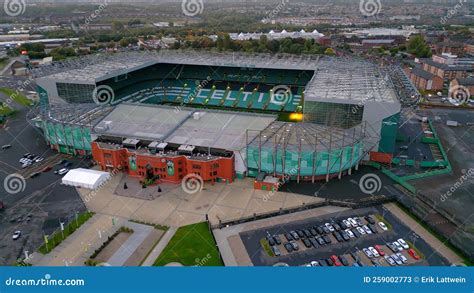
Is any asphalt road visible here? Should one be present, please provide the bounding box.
[240,206,450,267]
[0,108,88,265]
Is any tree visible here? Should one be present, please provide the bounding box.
[324,48,336,56]
[407,35,432,58]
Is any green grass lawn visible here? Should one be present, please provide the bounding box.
[153,222,223,266]
[0,88,32,107]
[38,211,95,254]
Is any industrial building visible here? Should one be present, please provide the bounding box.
[32,50,411,185]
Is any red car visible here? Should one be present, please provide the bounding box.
[330,255,342,266]
[42,166,52,173]
[408,249,420,260]
[374,245,385,256]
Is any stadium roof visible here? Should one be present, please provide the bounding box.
[34,50,399,104]
[248,121,365,152]
[93,103,277,151]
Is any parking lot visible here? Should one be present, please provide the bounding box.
[239,206,451,266]
[0,108,88,265]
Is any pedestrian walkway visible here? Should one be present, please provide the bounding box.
[30,214,126,266]
[141,227,177,266]
[107,222,154,266]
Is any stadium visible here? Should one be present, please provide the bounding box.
[32,50,414,184]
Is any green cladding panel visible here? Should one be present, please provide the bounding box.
[378,113,400,154]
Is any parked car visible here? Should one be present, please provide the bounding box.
[354,217,363,226]
[356,227,366,235]
[391,254,403,265]
[64,161,73,168]
[1,144,12,150]
[339,221,348,230]
[309,237,319,248]
[29,172,41,179]
[392,241,403,252]
[339,255,349,266]
[309,228,318,236]
[333,223,341,231]
[378,222,388,231]
[384,255,396,266]
[408,249,420,260]
[272,246,281,256]
[302,238,312,248]
[365,216,376,225]
[284,242,293,253]
[319,259,328,266]
[315,226,324,235]
[345,229,355,238]
[330,255,342,266]
[325,223,335,232]
[272,235,282,245]
[296,230,305,238]
[348,218,358,227]
[267,236,276,246]
[363,248,373,258]
[310,260,320,267]
[322,226,330,234]
[362,225,372,234]
[352,228,361,238]
[290,241,299,251]
[340,231,350,241]
[290,231,299,240]
[12,231,21,240]
[322,235,332,244]
[368,247,379,257]
[326,258,334,266]
[316,237,325,246]
[42,166,52,172]
[387,242,398,253]
[368,224,378,234]
[333,231,343,242]
[396,253,408,264]
[303,229,312,238]
[374,245,385,256]
[397,238,409,250]
[285,233,293,241]
[55,168,69,175]
[342,219,351,228]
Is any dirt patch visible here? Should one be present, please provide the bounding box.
[123,229,165,266]
[94,232,132,263]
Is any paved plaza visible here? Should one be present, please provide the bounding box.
[78,172,325,227]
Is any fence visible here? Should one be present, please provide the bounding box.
[210,196,392,230]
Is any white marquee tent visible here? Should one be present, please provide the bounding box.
[61,168,111,190]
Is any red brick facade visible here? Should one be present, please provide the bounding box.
[91,142,235,184]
